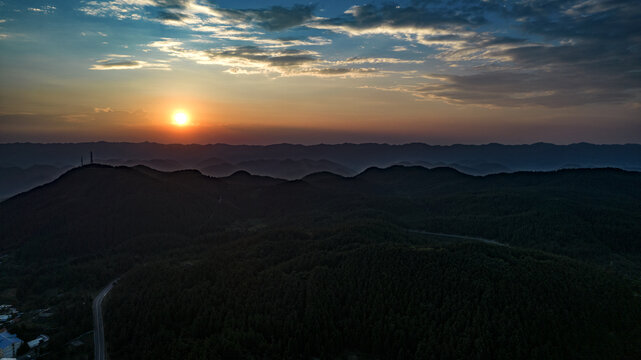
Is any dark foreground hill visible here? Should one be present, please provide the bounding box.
[2,164,640,267]
[1,165,641,359]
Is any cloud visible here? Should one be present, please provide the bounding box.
[306,4,495,64]
[90,56,171,70]
[417,0,641,107]
[80,31,111,37]
[78,0,150,20]
[249,36,332,48]
[214,5,315,31]
[188,25,332,48]
[209,46,317,67]
[27,5,56,14]
[77,0,641,107]
[154,0,191,9]
[157,10,187,21]
[79,1,328,52]
[90,60,147,70]
[0,111,153,142]
[331,57,424,65]
[223,66,379,78]
[148,39,379,77]
[389,70,641,107]
[308,4,483,36]
[149,39,315,68]
[306,68,378,77]
[0,113,71,130]
[324,1,641,107]
[80,1,315,31]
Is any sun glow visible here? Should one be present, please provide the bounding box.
[172,111,190,126]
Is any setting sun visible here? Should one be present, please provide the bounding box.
[172,111,190,126]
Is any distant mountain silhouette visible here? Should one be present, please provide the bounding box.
[2,142,640,170]
[196,157,229,168]
[101,158,185,171]
[1,142,640,198]
[202,158,355,178]
[0,164,69,200]
[396,160,512,175]
[200,161,239,177]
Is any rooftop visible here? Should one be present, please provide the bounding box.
[27,335,49,349]
[0,330,22,348]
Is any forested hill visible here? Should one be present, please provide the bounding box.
[1,164,641,267]
[106,232,641,360]
[2,164,641,359]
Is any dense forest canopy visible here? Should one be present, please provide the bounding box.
[1,164,640,359]
[105,227,641,360]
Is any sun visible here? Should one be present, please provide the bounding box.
[172,111,190,126]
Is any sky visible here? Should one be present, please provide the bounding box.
[0,0,640,144]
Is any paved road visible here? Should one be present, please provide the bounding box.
[93,280,116,360]
[408,229,507,246]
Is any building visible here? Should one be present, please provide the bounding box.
[27,334,49,349]
[0,306,18,325]
[0,330,22,358]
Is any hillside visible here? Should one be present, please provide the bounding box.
[105,227,641,360]
[2,165,640,267]
[1,165,641,359]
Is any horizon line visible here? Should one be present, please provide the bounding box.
[2,141,641,147]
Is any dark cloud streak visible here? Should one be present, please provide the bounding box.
[206,46,316,67]
[314,3,484,31]
[156,11,187,21]
[217,5,316,31]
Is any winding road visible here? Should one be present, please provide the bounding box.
[87,230,500,360]
[407,229,507,246]
[93,280,116,360]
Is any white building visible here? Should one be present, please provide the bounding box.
[0,330,22,358]
[27,334,49,349]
